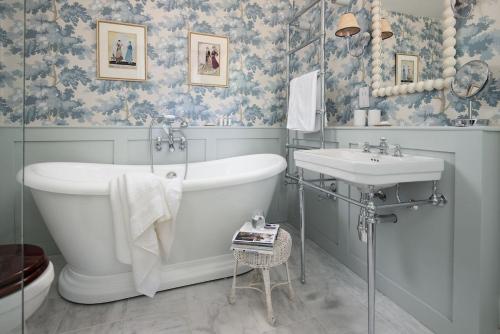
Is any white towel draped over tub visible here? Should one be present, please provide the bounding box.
[287,70,321,132]
[109,173,182,297]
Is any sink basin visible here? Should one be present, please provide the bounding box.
[294,148,444,190]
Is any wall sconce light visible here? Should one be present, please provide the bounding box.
[335,12,393,57]
[335,12,368,58]
[380,18,393,40]
[335,12,360,37]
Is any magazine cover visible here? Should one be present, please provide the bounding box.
[232,222,280,247]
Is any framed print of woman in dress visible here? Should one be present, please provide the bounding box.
[188,32,228,87]
[96,20,147,81]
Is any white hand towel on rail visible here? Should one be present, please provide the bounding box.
[109,172,182,298]
[287,70,321,132]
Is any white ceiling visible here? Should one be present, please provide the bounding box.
[382,0,442,19]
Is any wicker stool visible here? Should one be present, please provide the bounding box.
[228,229,294,325]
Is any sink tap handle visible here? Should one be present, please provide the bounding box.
[362,142,371,153]
[392,144,403,157]
[179,136,187,151]
[155,136,163,151]
[379,137,389,155]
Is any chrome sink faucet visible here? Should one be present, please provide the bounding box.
[361,137,402,156]
[378,137,388,155]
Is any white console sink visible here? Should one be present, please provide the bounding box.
[294,148,444,190]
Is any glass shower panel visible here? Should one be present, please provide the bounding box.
[0,0,25,333]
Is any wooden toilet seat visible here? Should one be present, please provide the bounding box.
[0,244,49,298]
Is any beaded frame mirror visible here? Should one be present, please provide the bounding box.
[370,0,457,97]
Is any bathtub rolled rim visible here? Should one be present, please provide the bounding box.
[18,154,287,196]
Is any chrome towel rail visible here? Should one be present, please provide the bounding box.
[287,35,321,55]
[286,143,321,150]
[288,0,321,24]
[285,0,326,177]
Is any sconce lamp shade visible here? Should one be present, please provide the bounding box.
[381,18,393,40]
[335,13,361,37]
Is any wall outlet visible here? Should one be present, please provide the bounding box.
[359,86,370,108]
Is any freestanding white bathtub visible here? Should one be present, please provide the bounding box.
[20,154,286,304]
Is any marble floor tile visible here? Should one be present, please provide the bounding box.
[25,224,435,334]
[308,294,400,334]
[25,296,69,334]
[184,277,235,304]
[262,317,329,334]
[56,299,127,333]
[187,288,275,334]
[264,285,312,327]
[60,313,191,334]
[124,287,188,320]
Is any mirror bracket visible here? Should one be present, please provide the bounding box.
[450,0,474,19]
[370,0,457,97]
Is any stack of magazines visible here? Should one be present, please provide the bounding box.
[231,222,280,255]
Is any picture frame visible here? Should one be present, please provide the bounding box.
[395,53,419,85]
[188,32,229,87]
[96,19,147,81]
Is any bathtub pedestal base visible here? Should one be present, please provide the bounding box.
[58,254,250,304]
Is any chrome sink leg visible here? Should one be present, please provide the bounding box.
[357,193,368,242]
[298,170,306,284]
[367,219,376,334]
[366,187,376,334]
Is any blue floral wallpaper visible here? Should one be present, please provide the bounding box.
[324,0,500,126]
[0,0,499,127]
[0,0,24,124]
[1,0,290,126]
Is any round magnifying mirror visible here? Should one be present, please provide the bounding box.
[451,60,491,127]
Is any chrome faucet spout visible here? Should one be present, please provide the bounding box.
[362,142,371,153]
[379,137,388,155]
[168,131,175,152]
